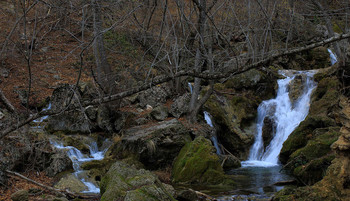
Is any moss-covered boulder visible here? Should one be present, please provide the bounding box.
[100,161,175,201]
[108,119,192,170]
[279,74,341,185]
[172,136,235,186]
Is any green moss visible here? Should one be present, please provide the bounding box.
[172,136,235,186]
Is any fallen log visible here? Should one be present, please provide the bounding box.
[5,170,99,200]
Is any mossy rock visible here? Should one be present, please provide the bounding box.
[100,161,175,201]
[62,136,90,154]
[172,136,235,186]
[54,174,88,193]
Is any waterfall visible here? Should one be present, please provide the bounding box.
[328,49,338,65]
[51,139,110,193]
[204,111,222,155]
[243,70,317,167]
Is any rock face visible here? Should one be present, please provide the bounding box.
[100,161,175,201]
[279,74,341,185]
[204,68,278,159]
[172,136,236,186]
[109,119,192,169]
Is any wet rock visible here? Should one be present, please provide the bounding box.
[100,161,175,201]
[176,189,198,201]
[218,154,241,170]
[11,190,29,201]
[172,136,236,186]
[138,84,172,108]
[45,151,73,177]
[151,105,168,121]
[54,174,88,193]
[109,119,191,170]
[288,74,305,106]
[262,117,276,150]
[170,93,190,118]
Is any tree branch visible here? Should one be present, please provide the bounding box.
[1,32,350,139]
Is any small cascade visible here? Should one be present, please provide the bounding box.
[51,139,111,193]
[328,49,338,65]
[204,111,222,155]
[188,82,193,94]
[244,70,317,167]
[32,103,52,128]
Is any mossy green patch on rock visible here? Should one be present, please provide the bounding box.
[172,136,235,186]
[100,161,175,201]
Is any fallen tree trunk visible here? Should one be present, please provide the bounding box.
[5,170,99,200]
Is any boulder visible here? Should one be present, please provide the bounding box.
[100,161,176,201]
[169,93,190,118]
[109,119,191,169]
[151,105,169,121]
[138,84,172,108]
[45,151,73,177]
[54,174,88,193]
[218,154,241,170]
[172,136,236,186]
[11,190,28,201]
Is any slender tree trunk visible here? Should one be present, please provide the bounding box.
[92,0,112,94]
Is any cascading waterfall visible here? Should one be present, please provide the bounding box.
[51,139,110,193]
[243,70,317,167]
[204,111,222,155]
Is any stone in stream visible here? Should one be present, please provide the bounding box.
[54,174,88,193]
[45,151,73,177]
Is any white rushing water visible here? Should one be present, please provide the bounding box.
[204,111,222,155]
[51,140,110,193]
[243,70,317,167]
[328,49,338,65]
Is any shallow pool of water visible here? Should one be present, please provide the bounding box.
[214,165,293,200]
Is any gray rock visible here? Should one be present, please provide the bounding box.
[170,93,190,118]
[100,161,175,201]
[176,189,198,201]
[151,105,169,121]
[45,152,73,177]
[85,106,97,121]
[110,119,191,169]
[262,116,276,150]
[54,174,88,193]
[219,154,241,170]
[11,190,29,201]
[138,84,172,108]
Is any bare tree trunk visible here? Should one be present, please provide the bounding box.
[92,0,112,94]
